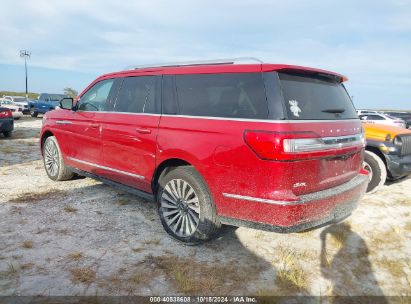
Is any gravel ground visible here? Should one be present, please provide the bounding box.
[0,117,410,297]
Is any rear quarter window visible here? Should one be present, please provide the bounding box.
[175,73,269,119]
[278,73,358,120]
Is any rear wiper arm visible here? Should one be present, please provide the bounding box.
[322,108,346,114]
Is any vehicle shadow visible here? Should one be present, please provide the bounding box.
[320,222,387,302]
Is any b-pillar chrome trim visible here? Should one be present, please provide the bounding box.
[55,120,73,125]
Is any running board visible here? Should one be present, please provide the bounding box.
[68,167,155,202]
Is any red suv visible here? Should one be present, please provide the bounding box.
[40,59,368,244]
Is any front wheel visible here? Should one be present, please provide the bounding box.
[157,166,221,245]
[43,136,75,181]
[3,131,12,138]
[363,150,387,193]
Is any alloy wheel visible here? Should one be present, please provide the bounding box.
[44,140,59,177]
[160,179,200,237]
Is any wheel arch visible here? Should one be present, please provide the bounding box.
[365,145,387,169]
[40,130,54,155]
[151,158,193,195]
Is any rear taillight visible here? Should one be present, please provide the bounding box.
[244,131,364,161]
[0,109,12,118]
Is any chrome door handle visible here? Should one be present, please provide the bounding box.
[136,128,151,134]
[89,123,99,128]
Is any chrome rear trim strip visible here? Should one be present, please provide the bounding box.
[223,174,368,206]
[55,120,72,125]
[67,157,144,180]
[222,193,294,205]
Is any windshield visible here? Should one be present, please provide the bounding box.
[13,97,27,102]
[44,94,67,101]
[278,73,358,120]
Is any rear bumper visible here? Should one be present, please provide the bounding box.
[219,173,368,232]
[0,118,14,132]
[386,154,411,178]
[12,112,23,118]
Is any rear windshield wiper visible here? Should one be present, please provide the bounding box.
[322,108,346,114]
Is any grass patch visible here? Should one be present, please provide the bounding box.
[69,267,96,284]
[22,240,33,249]
[0,146,19,154]
[403,222,411,232]
[117,199,129,205]
[275,247,309,293]
[397,198,411,206]
[8,189,66,203]
[134,254,264,294]
[368,229,401,249]
[67,252,83,261]
[20,263,35,270]
[142,239,161,246]
[131,247,144,253]
[375,257,405,279]
[2,262,18,277]
[64,206,78,213]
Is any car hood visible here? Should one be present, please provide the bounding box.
[363,122,411,141]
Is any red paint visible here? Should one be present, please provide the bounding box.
[41,63,366,229]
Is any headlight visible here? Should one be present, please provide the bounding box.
[394,136,402,146]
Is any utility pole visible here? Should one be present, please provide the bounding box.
[19,50,31,99]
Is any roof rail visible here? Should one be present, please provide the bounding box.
[124,57,264,70]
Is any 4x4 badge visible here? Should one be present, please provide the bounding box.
[289,100,301,117]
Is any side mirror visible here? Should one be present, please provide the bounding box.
[60,97,74,110]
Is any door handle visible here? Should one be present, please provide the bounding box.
[89,123,99,128]
[136,128,151,134]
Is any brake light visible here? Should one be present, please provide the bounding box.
[244,131,364,161]
[0,109,12,118]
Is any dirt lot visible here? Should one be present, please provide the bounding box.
[1,117,410,297]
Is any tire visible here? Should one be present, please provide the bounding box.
[3,131,12,138]
[30,109,38,117]
[157,166,221,245]
[363,150,387,193]
[43,136,75,181]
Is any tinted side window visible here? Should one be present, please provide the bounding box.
[175,73,268,119]
[114,76,156,113]
[78,79,114,112]
[367,115,384,120]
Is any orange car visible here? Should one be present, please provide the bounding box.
[363,122,411,192]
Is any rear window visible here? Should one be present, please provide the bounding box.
[175,73,268,119]
[278,73,357,120]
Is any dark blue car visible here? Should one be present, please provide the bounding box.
[29,93,69,117]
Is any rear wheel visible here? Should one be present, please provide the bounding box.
[43,136,74,181]
[157,166,221,244]
[363,150,387,193]
[30,108,38,117]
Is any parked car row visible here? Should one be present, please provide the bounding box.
[362,122,411,193]
[357,109,410,129]
[2,94,70,119]
[0,106,14,138]
[28,93,68,117]
[0,98,23,120]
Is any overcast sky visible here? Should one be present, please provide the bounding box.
[0,0,410,109]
